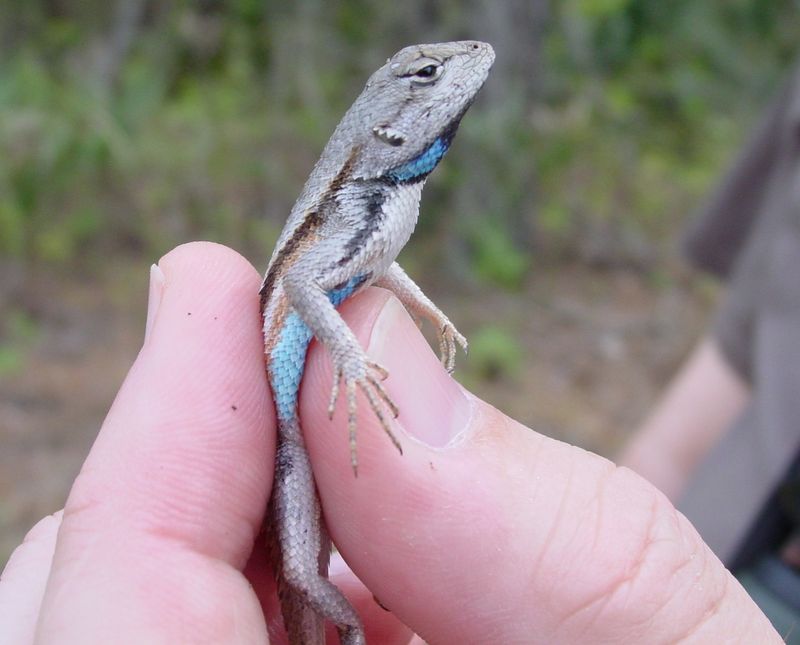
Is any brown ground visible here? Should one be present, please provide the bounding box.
[0,256,714,564]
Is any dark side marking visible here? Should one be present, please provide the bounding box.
[259,146,362,312]
[330,272,371,295]
[328,274,368,306]
[337,187,387,267]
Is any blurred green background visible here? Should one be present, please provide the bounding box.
[1,0,798,561]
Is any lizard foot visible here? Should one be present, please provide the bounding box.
[328,357,401,474]
[436,317,468,373]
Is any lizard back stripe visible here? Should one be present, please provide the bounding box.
[259,146,362,312]
[263,294,290,357]
[260,211,323,313]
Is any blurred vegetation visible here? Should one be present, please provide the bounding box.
[0,308,38,375]
[0,0,798,281]
[466,325,524,382]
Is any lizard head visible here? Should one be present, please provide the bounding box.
[339,40,495,182]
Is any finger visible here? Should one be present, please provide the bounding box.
[35,242,275,644]
[327,554,415,645]
[301,289,778,644]
[0,511,62,645]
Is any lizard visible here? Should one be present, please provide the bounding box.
[260,40,494,645]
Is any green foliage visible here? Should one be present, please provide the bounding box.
[467,326,523,382]
[0,2,342,266]
[0,309,39,377]
[470,225,529,290]
[0,1,797,279]
[532,0,798,260]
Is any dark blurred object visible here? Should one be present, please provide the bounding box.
[676,60,800,573]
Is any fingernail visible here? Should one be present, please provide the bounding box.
[368,297,472,448]
[144,264,165,343]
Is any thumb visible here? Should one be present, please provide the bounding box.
[301,289,779,644]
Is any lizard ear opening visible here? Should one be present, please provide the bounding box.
[373,125,406,147]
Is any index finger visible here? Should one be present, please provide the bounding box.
[35,242,275,643]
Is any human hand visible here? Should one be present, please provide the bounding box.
[0,242,780,644]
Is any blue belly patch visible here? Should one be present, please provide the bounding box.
[270,275,366,422]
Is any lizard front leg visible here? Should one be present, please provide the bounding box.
[283,259,402,469]
[374,262,468,373]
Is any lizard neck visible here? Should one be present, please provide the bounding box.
[384,115,462,184]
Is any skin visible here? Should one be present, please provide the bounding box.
[619,335,751,502]
[0,242,780,644]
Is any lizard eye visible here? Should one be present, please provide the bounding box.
[410,63,442,84]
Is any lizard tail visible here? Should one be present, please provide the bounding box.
[265,415,330,645]
[265,472,329,645]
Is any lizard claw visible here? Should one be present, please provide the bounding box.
[367,360,389,381]
[358,377,402,451]
[330,357,402,475]
[366,373,399,418]
[438,320,468,374]
[328,367,341,419]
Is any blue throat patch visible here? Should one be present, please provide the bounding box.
[270,275,366,422]
[387,136,451,183]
